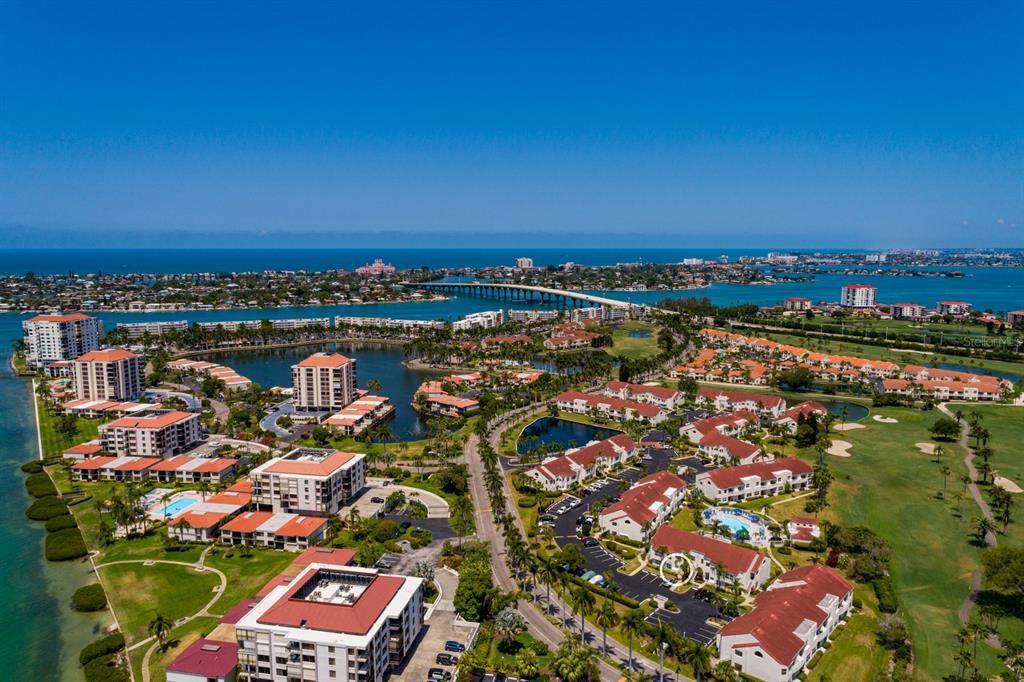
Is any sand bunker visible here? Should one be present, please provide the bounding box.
[873,415,899,424]
[915,443,936,455]
[827,440,853,457]
[994,476,1023,494]
[834,423,866,432]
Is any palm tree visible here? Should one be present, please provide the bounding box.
[975,516,996,545]
[573,584,596,641]
[537,557,559,615]
[685,640,714,682]
[654,618,672,682]
[593,599,620,653]
[941,466,952,492]
[621,609,647,671]
[148,613,174,651]
[197,479,211,502]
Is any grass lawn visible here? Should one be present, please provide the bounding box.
[99,562,222,646]
[606,322,660,360]
[807,583,890,681]
[471,629,554,674]
[141,616,220,682]
[203,549,296,615]
[803,405,1006,680]
[36,401,101,458]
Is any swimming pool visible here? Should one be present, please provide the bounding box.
[703,507,771,545]
[159,497,198,518]
[718,516,753,535]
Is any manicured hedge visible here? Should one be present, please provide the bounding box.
[26,496,69,520]
[68,494,94,507]
[72,584,108,612]
[83,655,130,682]
[45,527,88,561]
[80,632,125,666]
[874,576,899,613]
[25,473,58,498]
[517,496,537,508]
[21,460,44,474]
[45,514,78,532]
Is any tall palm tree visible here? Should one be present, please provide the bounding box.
[573,584,596,641]
[686,640,714,682]
[537,557,559,615]
[621,609,647,671]
[593,599,620,653]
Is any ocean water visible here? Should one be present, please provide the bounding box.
[1,248,1023,680]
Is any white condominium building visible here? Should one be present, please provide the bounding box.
[23,312,103,368]
[116,320,189,338]
[236,564,424,682]
[452,310,503,331]
[839,284,876,308]
[98,409,203,458]
[292,353,357,411]
[251,448,367,516]
[73,349,144,401]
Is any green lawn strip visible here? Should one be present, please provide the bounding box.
[133,615,220,682]
[807,583,890,682]
[35,401,101,458]
[812,406,1000,679]
[204,549,296,614]
[99,562,221,647]
[605,321,660,360]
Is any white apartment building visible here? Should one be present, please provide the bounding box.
[889,302,924,320]
[695,457,813,504]
[292,353,357,412]
[335,316,445,330]
[649,526,772,593]
[98,409,203,458]
[235,564,424,682]
[196,318,329,332]
[839,284,876,308]
[23,312,103,368]
[936,300,972,316]
[597,470,686,542]
[506,309,560,324]
[116,320,189,338]
[717,565,853,681]
[251,448,367,516]
[452,310,504,331]
[72,349,144,401]
[516,256,534,269]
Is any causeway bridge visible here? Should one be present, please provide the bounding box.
[404,281,638,309]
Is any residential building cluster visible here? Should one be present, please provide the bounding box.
[22,312,103,369]
[323,391,395,436]
[525,434,637,491]
[650,525,772,592]
[335,316,445,330]
[555,390,670,424]
[194,317,330,331]
[291,352,358,412]
[72,349,144,401]
[695,457,814,504]
[167,357,254,390]
[597,470,686,541]
[98,409,204,458]
[413,371,483,417]
[881,364,1011,401]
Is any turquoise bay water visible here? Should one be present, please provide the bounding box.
[0,256,1021,679]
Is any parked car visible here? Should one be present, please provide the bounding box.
[370,496,385,503]
[444,640,466,652]
[436,653,459,665]
[400,520,412,530]
[582,537,598,547]
[428,668,451,680]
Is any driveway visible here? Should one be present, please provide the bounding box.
[145,388,200,412]
[260,401,295,437]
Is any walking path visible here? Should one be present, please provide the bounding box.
[95,547,227,682]
[463,402,692,682]
[937,404,998,626]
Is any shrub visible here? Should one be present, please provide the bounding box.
[68,494,93,507]
[517,496,537,508]
[21,461,44,474]
[851,595,863,609]
[27,496,68,520]
[45,514,78,532]
[776,545,792,555]
[83,655,130,682]
[72,584,108,612]
[46,527,88,561]
[80,632,125,666]
[873,576,899,613]
[25,473,58,498]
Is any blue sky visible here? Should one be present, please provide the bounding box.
[1,1,1021,248]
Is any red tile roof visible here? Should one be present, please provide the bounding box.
[719,565,852,666]
[295,353,353,368]
[703,457,812,489]
[688,410,758,437]
[172,509,229,529]
[699,431,761,459]
[275,515,328,538]
[166,638,238,678]
[28,312,92,322]
[219,599,259,625]
[698,388,785,409]
[606,381,680,401]
[220,510,275,533]
[776,401,827,422]
[257,568,405,635]
[291,547,357,568]
[75,349,137,362]
[263,451,359,476]
[72,456,117,470]
[600,471,686,525]
[557,391,662,418]
[650,526,768,575]
[105,410,195,429]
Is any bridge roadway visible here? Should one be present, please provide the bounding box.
[404,281,640,309]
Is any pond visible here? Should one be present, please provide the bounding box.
[625,329,653,338]
[516,417,623,455]
[931,362,1021,383]
[199,341,436,440]
[818,399,870,422]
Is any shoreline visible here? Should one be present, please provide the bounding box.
[171,335,411,358]
[1,295,450,316]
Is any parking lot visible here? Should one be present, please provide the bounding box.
[391,608,476,682]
